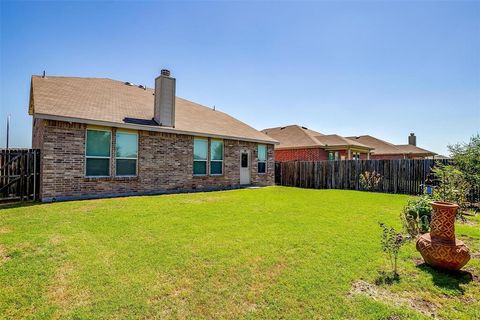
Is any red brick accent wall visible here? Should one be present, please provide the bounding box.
[34,119,274,201]
[369,154,406,160]
[275,148,328,161]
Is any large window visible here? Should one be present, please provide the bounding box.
[258,144,267,174]
[193,138,208,175]
[116,131,138,176]
[210,140,223,175]
[86,129,111,176]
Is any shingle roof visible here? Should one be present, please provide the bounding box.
[261,125,324,148]
[395,144,436,156]
[261,125,372,150]
[315,134,372,149]
[29,76,277,144]
[346,135,435,156]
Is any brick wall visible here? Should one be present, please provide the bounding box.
[275,148,328,161]
[368,154,405,160]
[35,119,274,201]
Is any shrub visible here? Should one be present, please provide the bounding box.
[448,134,480,188]
[359,171,382,191]
[431,163,470,215]
[379,223,407,278]
[401,195,432,236]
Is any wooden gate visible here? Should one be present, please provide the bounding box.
[0,149,40,202]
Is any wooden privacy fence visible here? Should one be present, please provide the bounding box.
[0,149,40,202]
[275,159,451,196]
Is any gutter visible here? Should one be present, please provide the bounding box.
[34,113,279,145]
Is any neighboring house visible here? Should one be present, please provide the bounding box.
[346,134,436,159]
[262,125,373,161]
[30,70,277,202]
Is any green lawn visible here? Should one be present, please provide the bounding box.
[1,187,479,319]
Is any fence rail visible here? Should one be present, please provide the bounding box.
[0,149,40,202]
[274,159,480,201]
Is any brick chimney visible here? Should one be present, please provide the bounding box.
[408,133,416,146]
[154,69,176,127]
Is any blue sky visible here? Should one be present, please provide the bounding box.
[1,1,479,155]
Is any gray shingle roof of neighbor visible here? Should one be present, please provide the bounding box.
[29,75,277,144]
[261,125,372,150]
[346,135,436,156]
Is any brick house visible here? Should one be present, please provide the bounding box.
[29,70,277,202]
[346,134,436,159]
[262,125,373,161]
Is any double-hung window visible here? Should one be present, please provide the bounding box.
[328,151,340,161]
[210,140,223,175]
[116,131,138,176]
[193,138,208,175]
[85,129,111,177]
[258,144,267,174]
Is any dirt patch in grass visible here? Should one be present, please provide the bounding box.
[0,226,12,234]
[349,280,439,318]
[0,245,11,264]
[179,196,222,205]
[48,262,90,316]
[49,235,66,246]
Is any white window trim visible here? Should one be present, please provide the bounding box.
[115,131,139,177]
[210,139,224,176]
[257,144,267,174]
[193,137,209,176]
[85,127,112,178]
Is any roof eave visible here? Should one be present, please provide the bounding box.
[33,113,279,145]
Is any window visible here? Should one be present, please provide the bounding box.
[116,131,138,176]
[210,140,223,175]
[352,152,360,160]
[328,151,340,161]
[258,144,267,174]
[193,138,208,175]
[241,153,249,168]
[86,129,111,176]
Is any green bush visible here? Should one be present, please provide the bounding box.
[448,133,480,188]
[401,195,432,236]
[431,162,470,215]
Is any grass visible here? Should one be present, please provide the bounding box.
[0,186,479,319]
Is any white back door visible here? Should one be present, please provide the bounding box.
[240,150,251,185]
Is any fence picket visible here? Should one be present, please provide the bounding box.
[274,159,478,202]
[0,149,40,202]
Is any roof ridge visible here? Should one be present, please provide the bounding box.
[297,125,325,146]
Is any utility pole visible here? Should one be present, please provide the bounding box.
[6,114,10,150]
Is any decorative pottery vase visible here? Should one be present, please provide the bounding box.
[416,201,470,271]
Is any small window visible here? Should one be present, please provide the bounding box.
[86,129,111,176]
[258,144,267,174]
[328,151,340,161]
[116,131,138,176]
[194,138,208,175]
[241,153,249,168]
[210,140,223,175]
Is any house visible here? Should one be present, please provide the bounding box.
[346,134,436,159]
[30,70,277,202]
[261,125,374,161]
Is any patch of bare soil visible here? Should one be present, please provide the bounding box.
[349,280,439,318]
[0,226,12,234]
[48,262,90,317]
[179,196,222,205]
[0,245,11,265]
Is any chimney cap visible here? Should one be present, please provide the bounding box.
[160,69,171,77]
[410,132,415,136]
